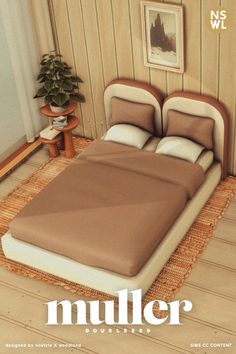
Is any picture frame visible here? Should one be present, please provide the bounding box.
[141,1,184,73]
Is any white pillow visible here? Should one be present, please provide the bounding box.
[104,124,151,149]
[155,136,204,163]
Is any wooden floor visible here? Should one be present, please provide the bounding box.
[0,147,235,354]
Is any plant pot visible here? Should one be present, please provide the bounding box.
[49,104,66,114]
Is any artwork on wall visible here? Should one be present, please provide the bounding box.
[141,1,184,73]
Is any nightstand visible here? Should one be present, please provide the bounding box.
[40,102,79,158]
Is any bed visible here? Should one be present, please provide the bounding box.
[1,79,229,298]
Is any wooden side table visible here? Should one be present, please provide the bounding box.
[40,134,63,158]
[54,116,79,158]
[40,101,79,158]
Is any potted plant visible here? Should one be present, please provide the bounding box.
[34,51,85,113]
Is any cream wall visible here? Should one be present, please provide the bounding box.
[33,0,236,174]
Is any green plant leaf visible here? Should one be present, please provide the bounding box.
[52,93,69,106]
[35,87,48,97]
[70,93,85,103]
[54,60,61,65]
[61,80,73,91]
[37,73,45,81]
[44,80,54,91]
[51,68,56,76]
[40,59,48,65]
[58,71,71,77]
[45,61,52,68]
[40,66,48,74]
[62,62,71,67]
[71,76,83,83]
[45,95,53,104]
[55,61,64,69]
[50,87,60,94]
[46,73,53,80]
[58,73,66,79]
[62,100,70,109]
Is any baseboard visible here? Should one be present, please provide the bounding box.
[0,138,42,180]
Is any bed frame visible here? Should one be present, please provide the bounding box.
[1,79,229,299]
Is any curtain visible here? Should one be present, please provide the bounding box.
[0,0,52,142]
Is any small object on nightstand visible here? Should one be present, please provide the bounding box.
[39,125,61,140]
[53,115,67,122]
[52,116,68,128]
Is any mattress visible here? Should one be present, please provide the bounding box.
[2,163,221,297]
[197,150,214,172]
[9,140,205,277]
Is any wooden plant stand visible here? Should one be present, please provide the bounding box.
[40,101,79,158]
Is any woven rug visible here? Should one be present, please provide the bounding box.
[0,137,236,314]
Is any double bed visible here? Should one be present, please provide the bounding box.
[1,79,229,298]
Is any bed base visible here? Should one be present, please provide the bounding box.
[1,163,221,300]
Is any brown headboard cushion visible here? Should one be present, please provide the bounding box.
[104,79,163,136]
[163,92,229,179]
[166,110,215,149]
[111,97,155,133]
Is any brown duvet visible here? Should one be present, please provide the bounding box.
[10,140,205,276]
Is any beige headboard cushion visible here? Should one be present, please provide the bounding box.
[104,79,163,136]
[163,92,229,179]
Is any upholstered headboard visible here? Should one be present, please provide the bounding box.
[104,79,163,136]
[163,92,229,179]
[104,80,229,179]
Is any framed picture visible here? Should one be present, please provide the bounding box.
[141,1,184,73]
